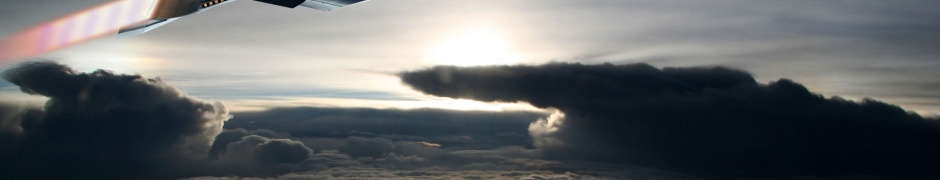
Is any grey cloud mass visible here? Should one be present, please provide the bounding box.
[3,0,940,179]
[401,63,940,178]
[0,61,230,179]
[226,107,545,149]
[214,135,314,177]
[207,102,703,179]
[7,61,936,179]
[0,62,694,179]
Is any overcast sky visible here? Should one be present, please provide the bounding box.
[1,0,938,114]
[2,0,940,179]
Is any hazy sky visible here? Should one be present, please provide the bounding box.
[1,0,938,114]
[3,0,940,179]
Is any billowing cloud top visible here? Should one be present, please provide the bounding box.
[401,63,940,178]
[0,61,230,179]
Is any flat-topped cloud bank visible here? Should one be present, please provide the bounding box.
[401,63,940,178]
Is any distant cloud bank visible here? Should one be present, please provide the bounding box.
[0,62,691,179]
[2,62,938,179]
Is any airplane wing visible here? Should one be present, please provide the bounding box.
[119,0,371,37]
[0,0,373,62]
[256,0,371,11]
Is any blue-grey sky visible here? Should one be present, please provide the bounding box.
[1,0,939,114]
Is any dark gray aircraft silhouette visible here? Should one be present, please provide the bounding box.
[119,0,370,37]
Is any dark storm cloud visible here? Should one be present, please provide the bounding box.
[0,61,231,179]
[400,63,940,178]
[0,61,696,179]
[0,102,41,152]
[0,62,328,178]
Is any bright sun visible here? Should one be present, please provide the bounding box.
[425,27,522,66]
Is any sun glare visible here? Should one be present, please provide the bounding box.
[425,27,522,66]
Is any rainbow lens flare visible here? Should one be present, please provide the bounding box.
[0,0,157,63]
